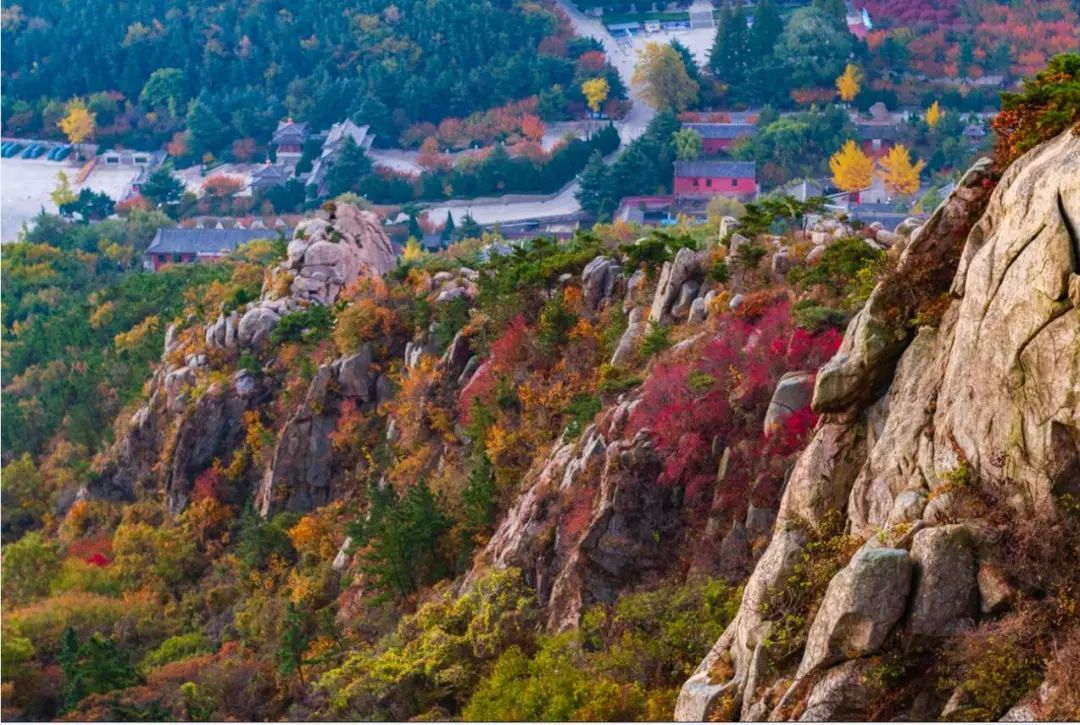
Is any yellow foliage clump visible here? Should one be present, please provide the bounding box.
[829,140,874,193]
[836,63,862,102]
[288,514,340,561]
[877,143,926,196]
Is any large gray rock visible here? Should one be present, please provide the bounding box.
[797,547,912,678]
[334,344,374,401]
[611,307,646,367]
[763,371,816,437]
[649,248,699,324]
[274,203,396,306]
[675,133,1080,720]
[908,525,979,637]
[812,157,996,415]
[670,280,701,318]
[581,256,624,314]
[799,659,878,721]
[687,297,708,325]
[237,306,281,347]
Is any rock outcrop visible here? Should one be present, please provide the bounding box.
[256,345,385,516]
[677,131,1080,721]
[480,401,685,630]
[206,203,395,351]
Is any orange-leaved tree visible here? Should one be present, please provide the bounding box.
[829,140,874,193]
[877,144,926,195]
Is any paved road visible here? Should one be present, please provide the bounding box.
[426,182,582,226]
[421,0,662,227]
[553,0,655,145]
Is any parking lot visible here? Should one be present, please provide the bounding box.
[1,155,140,242]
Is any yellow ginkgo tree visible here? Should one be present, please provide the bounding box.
[581,77,610,114]
[58,100,96,144]
[836,63,862,103]
[877,144,926,196]
[926,100,942,128]
[829,140,874,193]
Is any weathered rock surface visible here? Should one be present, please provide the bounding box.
[256,349,380,516]
[649,248,701,324]
[678,132,1080,720]
[797,547,911,678]
[763,371,816,437]
[611,306,646,367]
[479,401,685,630]
[581,256,625,314]
[206,203,395,351]
[908,525,978,637]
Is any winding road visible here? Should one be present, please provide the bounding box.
[422,0,665,227]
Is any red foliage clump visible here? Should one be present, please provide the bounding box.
[66,534,113,562]
[192,468,227,503]
[459,314,531,425]
[629,301,841,507]
[85,552,112,568]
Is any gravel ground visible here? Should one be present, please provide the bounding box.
[1,157,140,242]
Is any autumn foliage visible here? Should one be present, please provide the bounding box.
[628,301,841,505]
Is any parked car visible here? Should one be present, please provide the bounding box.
[52,145,72,161]
[29,144,47,158]
[2,142,23,157]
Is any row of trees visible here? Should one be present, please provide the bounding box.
[575,112,682,219]
[327,124,621,204]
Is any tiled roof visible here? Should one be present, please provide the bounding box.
[683,122,755,140]
[145,228,281,256]
[674,160,756,179]
[251,164,291,186]
[273,120,310,146]
[856,124,901,141]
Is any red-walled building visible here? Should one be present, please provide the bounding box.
[857,123,900,158]
[682,122,755,154]
[272,119,310,156]
[673,160,756,200]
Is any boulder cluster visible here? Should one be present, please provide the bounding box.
[205,203,397,351]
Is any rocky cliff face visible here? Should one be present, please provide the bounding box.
[89,204,396,515]
[676,131,1080,721]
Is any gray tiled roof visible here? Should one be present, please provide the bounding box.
[251,164,291,187]
[273,120,310,146]
[683,122,755,140]
[856,124,901,141]
[145,228,280,256]
[674,160,756,178]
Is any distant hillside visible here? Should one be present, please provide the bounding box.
[0,0,622,155]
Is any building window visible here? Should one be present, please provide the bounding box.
[173,254,182,263]
[731,178,738,187]
[706,178,712,187]
[872,139,882,151]
[692,178,699,187]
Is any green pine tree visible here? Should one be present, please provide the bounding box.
[454,213,482,242]
[278,602,310,685]
[441,211,456,243]
[575,150,614,218]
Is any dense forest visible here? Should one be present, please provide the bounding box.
[0,0,624,157]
